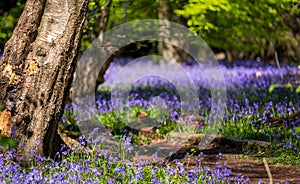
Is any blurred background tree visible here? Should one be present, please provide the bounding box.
[1,0,299,63]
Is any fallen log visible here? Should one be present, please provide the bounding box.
[256,110,300,128]
[166,132,276,148]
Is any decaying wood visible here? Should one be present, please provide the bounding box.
[0,109,12,137]
[151,133,276,156]
[57,123,92,154]
[215,135,274,148]
[167,133,274,149]
[255,110,300,128]
[0,0,88,162]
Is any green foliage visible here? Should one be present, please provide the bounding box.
[2,0,300,60]
[176,0,232,35]
[175,0,300,53]
[0,135,16,151]
[269,84,280,93]
[0,0,25,49]
[81,0,159,51]
[296,85,300,93]
[269,83,297,93]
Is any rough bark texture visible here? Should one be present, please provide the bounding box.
[0,0,88,162]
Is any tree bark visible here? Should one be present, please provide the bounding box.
[0,0,88,162]
[73,0,112,97]
[278,13,300,62]
[96,0,113,87]
[98,0,112,38]
[157,0,190,64]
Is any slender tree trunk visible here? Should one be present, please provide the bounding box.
[74,0,112,97]
[0,0,88,162]
[278,13,300,62]
[98,0,112,40]
[157,0,175,64]
[157,0,190,64]
[97,0,113,86]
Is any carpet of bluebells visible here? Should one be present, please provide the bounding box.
[1,58,299,183]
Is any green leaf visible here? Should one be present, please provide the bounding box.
[0,135,16,150]
[283,83,294,91]
[294,127,300,134]
[174,0,295,53]
[269,84,279,93]
[296,85,300,93]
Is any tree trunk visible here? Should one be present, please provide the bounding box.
[98,0,112,41]
[96,0,113,87]
[278,13,300,63]
[73,0,112,97]
[0,0,88,162]
[157,0,190,64]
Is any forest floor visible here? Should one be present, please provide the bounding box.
[122,111,300,183]
[178,146,300,183]
[60,111,300,183]
[135,134,300,184]
[61,122,300,183]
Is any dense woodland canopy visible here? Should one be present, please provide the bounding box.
[1,0,300,63]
